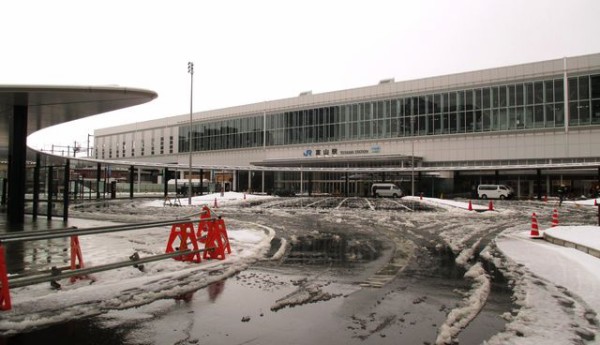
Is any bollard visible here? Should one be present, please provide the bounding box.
[69,235,88,282]
[551,209,559,227]
[530,212,541,238]
[0,244,11,311]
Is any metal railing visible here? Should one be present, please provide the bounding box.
[0,208,219,311]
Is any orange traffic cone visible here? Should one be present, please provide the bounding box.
[595,199,598,206]
[468,200,473,211]
[551,209,559,227]
[544,195,548,203]
[488,200,494,211]
[530,212,541,238]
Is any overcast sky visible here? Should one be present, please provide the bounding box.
[2,0,600,152]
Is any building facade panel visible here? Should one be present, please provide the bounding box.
[94,53,600,197]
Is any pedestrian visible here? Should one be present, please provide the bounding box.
[557,184,566,206]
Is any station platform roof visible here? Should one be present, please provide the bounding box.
[0,85,157,158]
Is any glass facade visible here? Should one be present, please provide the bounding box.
[96,73,600,160]
[177,74,600,153]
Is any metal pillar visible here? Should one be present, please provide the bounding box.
[200,169,204,195]
[308,172,313,196]
[345,171,349,197]
[47,166,53,220]
[63,159,70,221]
[536,169,542,200]
[494,170,500,185]
[247,170,251,194]
[137,167,141,194]
[7,105,28,224]
[1,178,6,206]
[163,167,169,197]
[129,165,134,199]
[32,153,41,220]
[96,163,101,199]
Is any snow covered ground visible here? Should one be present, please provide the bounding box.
[2,192,600,344]
[0,199,276,335]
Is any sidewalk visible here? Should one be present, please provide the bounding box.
[544,226,600,259]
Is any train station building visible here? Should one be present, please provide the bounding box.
[94,53,600,198]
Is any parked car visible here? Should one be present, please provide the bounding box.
[371,183,403,198]
[477,184,514,199]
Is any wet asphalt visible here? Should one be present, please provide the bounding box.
[1,197,597,345]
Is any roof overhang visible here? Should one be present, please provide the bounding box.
[0,85,158,158]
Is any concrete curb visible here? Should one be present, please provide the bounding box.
[544,233,600,259]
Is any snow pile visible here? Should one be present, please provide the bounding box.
[544,226,600,251]
[270,280,342,312]
[141,192,275,208]
[484,228,600,344]
[436,263,491,345]
[404,196,489,211]
[0,222,275,335]
[569,198,600,207]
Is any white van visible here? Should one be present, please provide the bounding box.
[371,183,403,198]
[477,184,514,199]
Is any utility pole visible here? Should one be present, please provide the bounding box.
[187,62,194,206]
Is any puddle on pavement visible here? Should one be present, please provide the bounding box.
[401,243,513,345]
[283,233,382,267]
[1,318,129,345]
[261,197,439,212]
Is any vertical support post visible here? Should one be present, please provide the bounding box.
[47,165,53,220]
[494,170,500,185]
[563,57,569,134]
[246,169,251,194]
[63,159,70,222]
[200,169,204,196]
[129,165,134,199]
[234,170,238,192]
[308,172,313,197]
[32,153,41,220]
[7,105,28,224]
[536,169,542,201]
[300,169,303,196]
[96,163,101,199]
[137,167,141,194]
[1,179,6,206]
[345,171,349,197]
[164,167,169,197]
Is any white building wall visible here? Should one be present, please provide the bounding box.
[93,53,600,169]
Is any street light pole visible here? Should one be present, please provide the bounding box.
[87,133,94,157]
[411,116,415,197]
[187,61,194,206]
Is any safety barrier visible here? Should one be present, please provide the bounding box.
[0,206,230,311]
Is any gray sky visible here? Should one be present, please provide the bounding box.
[2,0,600,152]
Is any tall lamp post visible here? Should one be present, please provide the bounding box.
[187,61,194,206]
[87,133,94,158]
[410,116,415,197]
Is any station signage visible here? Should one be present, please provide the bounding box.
[302,145,381,158]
